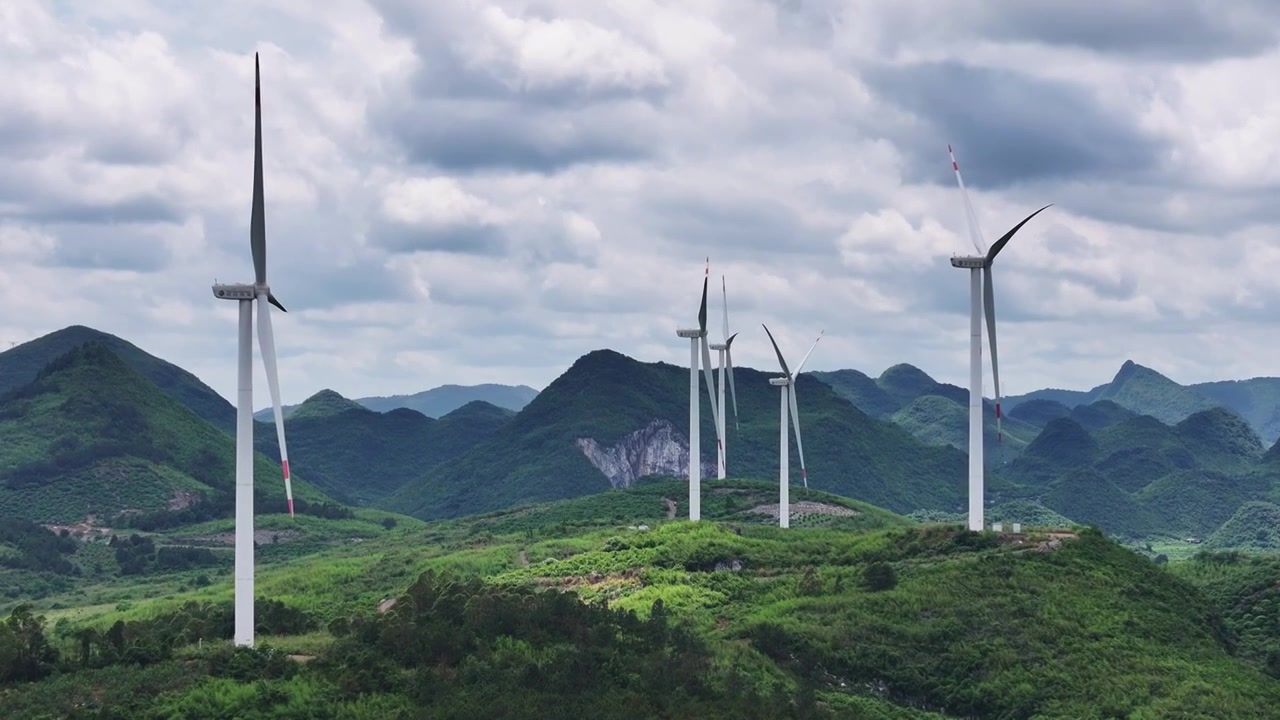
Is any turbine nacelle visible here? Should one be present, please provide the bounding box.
[213,284,257,300]
[768,377,790,387]
[675,329,704,339]
[949,256,986,269]
[708,342,728,351]
[213,283,288,312]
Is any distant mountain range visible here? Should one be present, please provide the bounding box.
[252,384,538,421]
[4,325,1280,548]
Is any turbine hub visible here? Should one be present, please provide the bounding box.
[950,256,986,269]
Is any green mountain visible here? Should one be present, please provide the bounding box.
[357,383,538,417]
[1068,399,1137,430]
[0,343,330,525]
[1135,470,1270,538]
[890,393,1039,457]
[1005,360,1280,444]
[381,350,967,521]
[1005,417,1098,486]
[804,368,898,417]
[1006,397,1070,426]
[1192,377,1280,445]
[998,407,1274,540]
[1205,501,1280,551]
[256,391,511,506]
[0,326,235,433]
[1041,467,1156,536]
[814,364,1037,456]
[283,389,364,420]
[1094,360,1222,425]
[254,383,540,421]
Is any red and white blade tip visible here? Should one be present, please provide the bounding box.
[282,460,294,517]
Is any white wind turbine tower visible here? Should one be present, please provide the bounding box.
[212,54,296,647]
[762,325,823,529]
[675,261,724,521]
[946,144,1050,532]
[709,276,740,479]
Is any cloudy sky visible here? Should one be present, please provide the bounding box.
[2,0,1278,406]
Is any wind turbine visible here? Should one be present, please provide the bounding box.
[946,144,1050,532]
[674,260,723,521]
[762,325,823,529]
[211,54,295,647]
[709,276,740,479]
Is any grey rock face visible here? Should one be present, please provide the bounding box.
[577,418,716,488]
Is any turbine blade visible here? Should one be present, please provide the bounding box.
[948,143,987,255]
[721,275,730,341]
[725,344,740,432]
[268,292,287,313]
[984,266,1002,443]
[794,330,824,375]
[251,53,266,286]
[700,336,723,449]
[788,383,807,489]
[256,296,294,517]
[986,204,1053,263]
[698,259,709,333]
[762,324,790,376]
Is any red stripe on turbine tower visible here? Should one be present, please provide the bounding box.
[282,459,290,479]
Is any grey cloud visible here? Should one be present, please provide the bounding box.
[1037,183,1280,235]
[372,218,509,256]
[375,96,656,173]
[976,0,1280,62]
[863,61,1166,189]
[85,132,186,167]
[23,196,185,226]
[43,225,172,272]
[640,193,838,261]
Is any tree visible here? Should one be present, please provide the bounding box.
[863,562,897,592]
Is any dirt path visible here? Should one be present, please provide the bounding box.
[663,498,677,519]
[518,550,529,567]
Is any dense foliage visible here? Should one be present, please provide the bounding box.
[6,477,1280,718]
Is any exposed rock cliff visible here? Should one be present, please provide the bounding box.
[576,418,716,488]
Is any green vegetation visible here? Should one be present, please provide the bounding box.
[5,488,1280,718]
